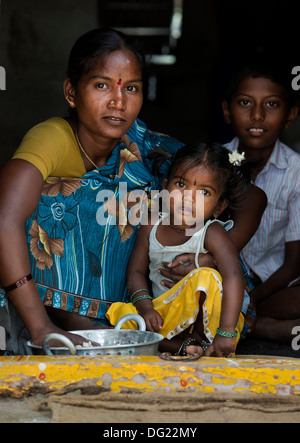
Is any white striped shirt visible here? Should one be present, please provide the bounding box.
[226,138,300,282]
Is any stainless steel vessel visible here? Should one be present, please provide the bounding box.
[27,314,164,356]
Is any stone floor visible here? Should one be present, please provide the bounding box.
[0,398,52,423]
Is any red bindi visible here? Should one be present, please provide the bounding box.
[117,78,122,86]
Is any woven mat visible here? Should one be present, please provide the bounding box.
[29,390,300,423]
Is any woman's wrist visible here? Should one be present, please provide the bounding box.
[30,322,60,347]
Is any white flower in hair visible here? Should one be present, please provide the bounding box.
[228,150,245,166]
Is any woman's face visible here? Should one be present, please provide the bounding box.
[69,49,143,142]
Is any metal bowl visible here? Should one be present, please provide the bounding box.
[27,314,164,356]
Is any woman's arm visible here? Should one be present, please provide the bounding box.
[127,223,151,295]
[0,159,84,346]
[127,222,163,332]
[229,184,267,252]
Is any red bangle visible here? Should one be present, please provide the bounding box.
[3,274,33,292]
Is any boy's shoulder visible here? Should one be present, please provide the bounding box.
[273,142,300,196]
[278,140,300,163]
[276,141,300,178]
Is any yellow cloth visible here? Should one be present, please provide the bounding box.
[106,268,244,346]
[12,117,86,180]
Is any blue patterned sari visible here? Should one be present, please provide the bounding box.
[0,119,183,322]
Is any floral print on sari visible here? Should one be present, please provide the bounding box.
[30,220,64,270]
[0,119,184,319]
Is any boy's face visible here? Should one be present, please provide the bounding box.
[222,76,298,152]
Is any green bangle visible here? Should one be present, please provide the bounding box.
[130,289,150,302]
[216,328,238,339]
[132,295,153,305]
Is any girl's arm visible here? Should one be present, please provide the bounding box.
[0,160,85,347]
[203,222,245,357]
[127,222,163,332]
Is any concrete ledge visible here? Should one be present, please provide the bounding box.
[1,355,300,398]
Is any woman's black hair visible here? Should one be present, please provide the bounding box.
[66,27,146,87]
[148,142,250,211]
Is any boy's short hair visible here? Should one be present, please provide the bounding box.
[224,52,297,110]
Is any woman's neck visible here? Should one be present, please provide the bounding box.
[67,117,119,169]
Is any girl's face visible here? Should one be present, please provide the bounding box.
[222,76,297,152]
[163,162,227,229]
[66,48,143,142]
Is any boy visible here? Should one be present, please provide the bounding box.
[222,54,300,343]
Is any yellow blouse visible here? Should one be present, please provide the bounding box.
[12,117,86,180]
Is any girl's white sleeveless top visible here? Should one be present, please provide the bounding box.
[149,214,233,299]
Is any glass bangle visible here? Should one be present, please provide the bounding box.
[216,328,238,339]
[130,288,151,302]
[132,294,153,305]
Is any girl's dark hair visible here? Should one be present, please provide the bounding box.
[224,52,296,110]
[149,142,249,211]
[67,27,146,87]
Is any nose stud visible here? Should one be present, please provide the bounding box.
[109,100,115,105]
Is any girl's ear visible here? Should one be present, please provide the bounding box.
[213,200,228,219]
[285,105,299,129]
[162,178,168,189]
[222,100,232,124]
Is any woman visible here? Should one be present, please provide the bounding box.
[0,28,266,354]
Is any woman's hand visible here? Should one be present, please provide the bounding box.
[158,253,216,289]
[32,325,91,348]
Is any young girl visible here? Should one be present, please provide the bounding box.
[106,142,249,357]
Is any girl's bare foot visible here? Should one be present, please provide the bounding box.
[185,344,204,356]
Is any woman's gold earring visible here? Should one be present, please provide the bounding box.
[66,95,75,107]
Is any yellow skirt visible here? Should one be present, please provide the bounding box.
[106,268,244,346]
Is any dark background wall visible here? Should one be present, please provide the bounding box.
[0,0,300,166]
